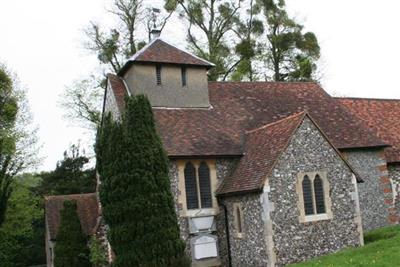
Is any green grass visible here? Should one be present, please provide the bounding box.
[289,225,400,267]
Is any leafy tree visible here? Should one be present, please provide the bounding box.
[37,144,96,196]
[97,95,189,266]
[258,0,320,81]
[54,200,91,267]
[165,0,242,81]
[0,64,39,226]
[61,0,173,129]
[59,75,104,129]
[0,173,45,267]
[231,0,264,81]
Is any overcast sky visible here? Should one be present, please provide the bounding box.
[1,0,399,171]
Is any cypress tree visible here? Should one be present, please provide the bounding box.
[54,200,91,267]
[98,95,189,267]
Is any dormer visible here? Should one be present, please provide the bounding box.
[118,38,214,108]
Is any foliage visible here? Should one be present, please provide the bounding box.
[97,95,189,266]
[54,200,91,267]
[61,0,173,129]
[0,173,46,266]
[60,75,104,130]
[0,64,40,226]
[89,235,109,267]
[290,225,400,267]
[231,0,264,81]
[258,0,320,81]
[37,144,96,196]
[84,0,172,73]
[165,0,242,81]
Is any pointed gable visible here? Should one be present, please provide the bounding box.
[217,112,306,196]
[106,73,127,112]
[217,112,361,196]
[45,193,99,241]
[119,39,214,76]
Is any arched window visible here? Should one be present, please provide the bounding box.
[302,175,314,215]
[236,206,243,233]
[314,175,326,214]
[184,162,198,210]
[198,162,212,208]
[297,172,332,222]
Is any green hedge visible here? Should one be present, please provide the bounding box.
[97,95,189,267]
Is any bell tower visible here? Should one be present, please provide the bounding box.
[118,38,214,108]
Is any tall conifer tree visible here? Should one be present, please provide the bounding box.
[98,95,189,267]
[54,200,91,267]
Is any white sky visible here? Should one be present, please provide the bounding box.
[0,0,399,171]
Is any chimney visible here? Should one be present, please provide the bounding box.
[150,29,161,40]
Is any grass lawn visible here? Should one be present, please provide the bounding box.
[289,225,400,267]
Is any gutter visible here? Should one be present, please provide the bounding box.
[220,203,232,267]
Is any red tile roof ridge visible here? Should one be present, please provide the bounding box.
[128,38,215,67]
[209,81,320,85]
[128,37,160,61]
[246,111,307,134]
[335,96,400,102]
[153,105,213,110]
[154,39,215,67]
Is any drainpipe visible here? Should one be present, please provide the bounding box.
[221,203,232,267]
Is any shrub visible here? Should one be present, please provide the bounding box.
[54,200,91,267]
[97,95,189,267]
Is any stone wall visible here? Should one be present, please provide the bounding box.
[269,118,362,266]
[168,162,191,255]
[343,149,394,231]
[387,164,400,224]
[168,159,238,266]
[104,83,121,119]
[215,159,239,266]
[219,194,269,267]
[124,64,210,108]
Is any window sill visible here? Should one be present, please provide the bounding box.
[192,257,221,267]
[301,213,332,223]
[181,208,219,217]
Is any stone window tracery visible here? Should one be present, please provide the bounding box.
[297,171,333,222]
[184,161,213,210]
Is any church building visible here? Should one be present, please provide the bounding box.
[45,36,399,267]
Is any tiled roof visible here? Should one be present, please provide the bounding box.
[119,39,214,75]
[217,112,306,195]
[107,80,387,156]
[45,193,99,241]
[107,73,127,111]
[217,112,363,195]
[337,97,400,163]
[152,82,387,156]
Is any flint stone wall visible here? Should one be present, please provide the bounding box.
[168,159,238,266]
[104,85,121,119]
[269,118,362,266]
[343,149,391,231]
[168,162,191,255]
[219,194,269,267]
[215,159,239,266]
[388,164,400,224]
